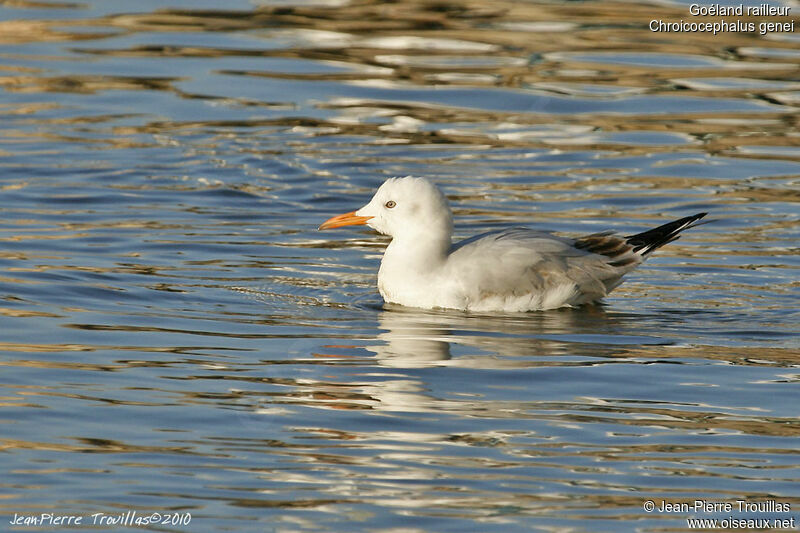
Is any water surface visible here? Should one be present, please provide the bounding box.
[1,0,798,531]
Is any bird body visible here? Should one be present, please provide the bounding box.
[319,177,706,312]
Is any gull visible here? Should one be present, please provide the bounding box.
[319,176,706,312]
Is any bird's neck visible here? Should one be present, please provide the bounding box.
[378,229,452,307]
[383,231,451,272]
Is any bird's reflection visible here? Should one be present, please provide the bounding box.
[368,306,453,367]
[366,303,636,368]
[239,304,709,420]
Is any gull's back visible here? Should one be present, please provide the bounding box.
[444,228,627,312]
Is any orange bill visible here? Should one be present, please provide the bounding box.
[318,211,373,230]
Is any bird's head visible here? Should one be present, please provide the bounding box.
[319,176,453,242]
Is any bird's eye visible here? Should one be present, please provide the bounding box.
[384,200,396,209]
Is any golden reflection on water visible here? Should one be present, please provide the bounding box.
[2,1,797,156]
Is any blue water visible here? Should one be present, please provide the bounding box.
[1,1,798,531]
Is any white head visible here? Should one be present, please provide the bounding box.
[319,176,453,243]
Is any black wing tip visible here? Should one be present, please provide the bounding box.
[673,212,708,224]
[627,212,709,255]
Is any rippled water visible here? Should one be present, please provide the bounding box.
[1,0,798,531]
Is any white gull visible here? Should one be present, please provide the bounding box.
[319,176,706,312]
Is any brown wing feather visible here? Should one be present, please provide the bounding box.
[574,212,708,269]
[574,232,636,267]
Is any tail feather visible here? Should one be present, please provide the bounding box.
[626,213,707,256]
